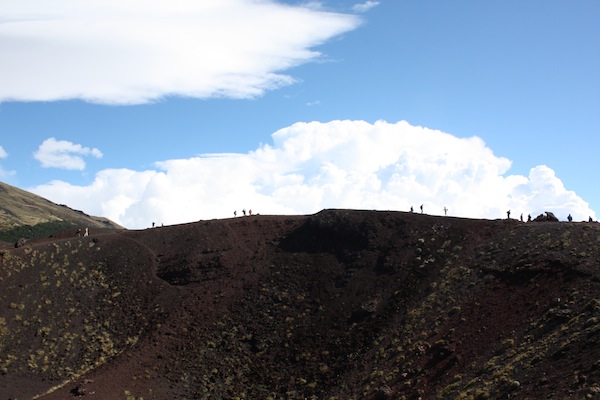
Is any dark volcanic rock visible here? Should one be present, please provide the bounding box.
[0,209,598,400]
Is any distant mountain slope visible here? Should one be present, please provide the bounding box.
[0,181,122,238]
[0,210,598,399]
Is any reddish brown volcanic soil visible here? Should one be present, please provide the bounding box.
[0,210,598,399]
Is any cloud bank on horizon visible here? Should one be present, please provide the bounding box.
[1,1,595,228]
[0,0,360,104]
[28,120,594,229]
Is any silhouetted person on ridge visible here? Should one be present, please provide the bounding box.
[568,214,573,222]
[506,210,511,219]
[420,204,423,214]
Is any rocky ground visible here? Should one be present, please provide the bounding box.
[0,209,598,399]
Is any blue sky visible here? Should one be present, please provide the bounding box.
[1,0,599,228]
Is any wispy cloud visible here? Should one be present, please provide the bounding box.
[0,0,360,105]
[30,120,594,228]
[297,1,325,11]
[0,166,15,179]
[0,145,15,178]
[33,138,103,170]
[352,1,379,13]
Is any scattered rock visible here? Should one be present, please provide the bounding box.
[348,298,379,323]
[374,385,392,400]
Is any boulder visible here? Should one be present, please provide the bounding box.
[532,212,559,222]
[545,211,559,222]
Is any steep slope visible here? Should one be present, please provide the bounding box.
[0,181,122,243]
[0,210,598,399]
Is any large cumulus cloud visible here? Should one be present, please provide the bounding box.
[30,120,594,228]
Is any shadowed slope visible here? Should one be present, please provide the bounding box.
[0,210,598,399]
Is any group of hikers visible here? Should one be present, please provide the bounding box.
[410,204,450,216]
[409,204,594,223]
[233,209,253,217]
[567,214,595,222]
[410,204,427,214]
[506,210,594,223]
[76,228,89,237]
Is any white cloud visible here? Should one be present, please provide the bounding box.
[297,1,325,11]
[29,120,595,229]
[0,0,360,104]
[0,166,16,179]
[33,137,103,170]
[0,145,16,178]
[352,1,379,13]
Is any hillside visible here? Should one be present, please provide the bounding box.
[0,209,598,399]
[0,181,122,244]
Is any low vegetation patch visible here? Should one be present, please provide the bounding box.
[0,221,75,243]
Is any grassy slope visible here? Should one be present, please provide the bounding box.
[0,181,122,242]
